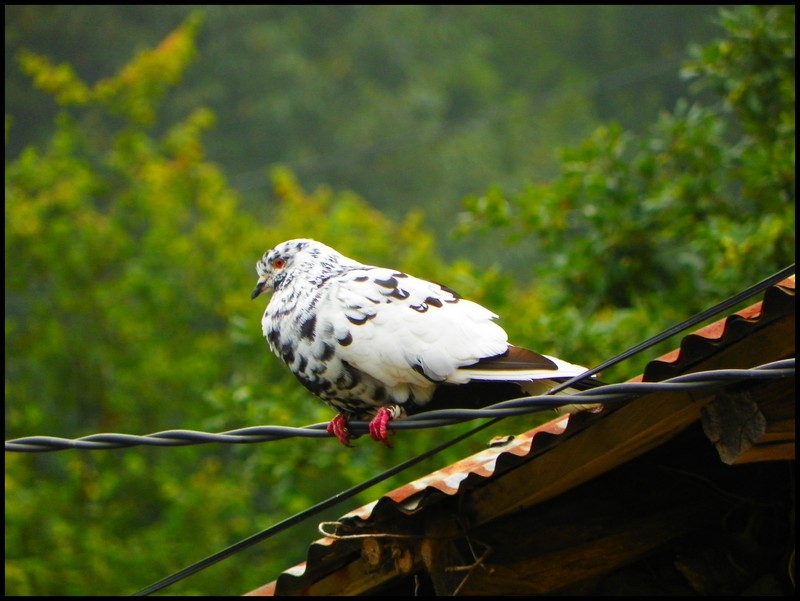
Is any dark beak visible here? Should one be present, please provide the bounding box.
[251,281,265,300]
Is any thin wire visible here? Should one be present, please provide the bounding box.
[6,264,793,454]
[128,264,796,594]
[5,360,794,452]
[547,263,795,393]
[389,360,795,427]
[131,358,794,595]
[131,417,498,596]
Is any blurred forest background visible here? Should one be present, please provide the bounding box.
[5,5,794,595]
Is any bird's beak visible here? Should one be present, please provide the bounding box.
[251,278,267,300]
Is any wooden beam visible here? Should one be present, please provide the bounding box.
[463,310,793,528]
[452,436,780,595]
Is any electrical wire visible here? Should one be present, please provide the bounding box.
[4,360,794,453]
[546,263,796,392]
[131,418,498,596]
[127,357,794,595]
[5,263,795,453]
[3,264,794,595]
[6,262,794,454]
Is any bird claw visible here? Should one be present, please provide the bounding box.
[328,406,405,446]
[327,414,353,446]
[368,405,405,447]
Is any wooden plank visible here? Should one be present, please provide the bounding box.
[260,291,793,596]
[452,446,733,595]
[464,314,793,527]
[297,554,411,596]
[464,388,711,527]
[731,441,795,464]
[294,537,421,596]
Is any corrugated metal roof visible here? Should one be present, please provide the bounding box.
[641,276,795,382]
[249,276,794,596]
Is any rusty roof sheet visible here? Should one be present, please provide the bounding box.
[257,276,795,596]
[639,277,795,382]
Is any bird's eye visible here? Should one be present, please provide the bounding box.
[272,258,286,270]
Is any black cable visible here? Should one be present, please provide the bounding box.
[131,417,499,596]
[6,359,794,453]
[547,263,795,393]
[5,361,794,452]
[131,357,794,595]
[5,265,794,594]
[390,360,794,427]
[6,264,794,453]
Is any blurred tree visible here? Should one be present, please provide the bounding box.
[5,5,792,596]
[458,5,794,380]
[5,15,501,596]
[5,5,725,266]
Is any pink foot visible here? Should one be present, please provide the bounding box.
[368,405,404,446]
[326,414,352,446]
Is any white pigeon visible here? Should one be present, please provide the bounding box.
[251,239,595,446]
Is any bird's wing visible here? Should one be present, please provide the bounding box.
[315,267,510,388]
[454,345,589,382]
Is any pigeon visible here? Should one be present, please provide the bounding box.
[251,239,596,446]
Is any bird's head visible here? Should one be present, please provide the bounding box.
[252,238,360,299]
[251,239,315,299]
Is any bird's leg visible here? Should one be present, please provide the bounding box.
[327,414,353,446]
[368,405,406,446]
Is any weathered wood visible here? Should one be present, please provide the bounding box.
[450,443,735,595]
[463,388,712,528]
[253,285,794,596]
[463,310,793,527]
[293,544,420,596]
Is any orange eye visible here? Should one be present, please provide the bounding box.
[272,258,286,270]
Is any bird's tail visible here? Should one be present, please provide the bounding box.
[419,345,603,416]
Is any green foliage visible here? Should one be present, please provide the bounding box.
[6,5,725,264]
[15,13,201,125]
[6,18,262,595]
[5,6,794,596]
[683,6,795,213]
[458,5,794,379]
[5,16,515,595]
